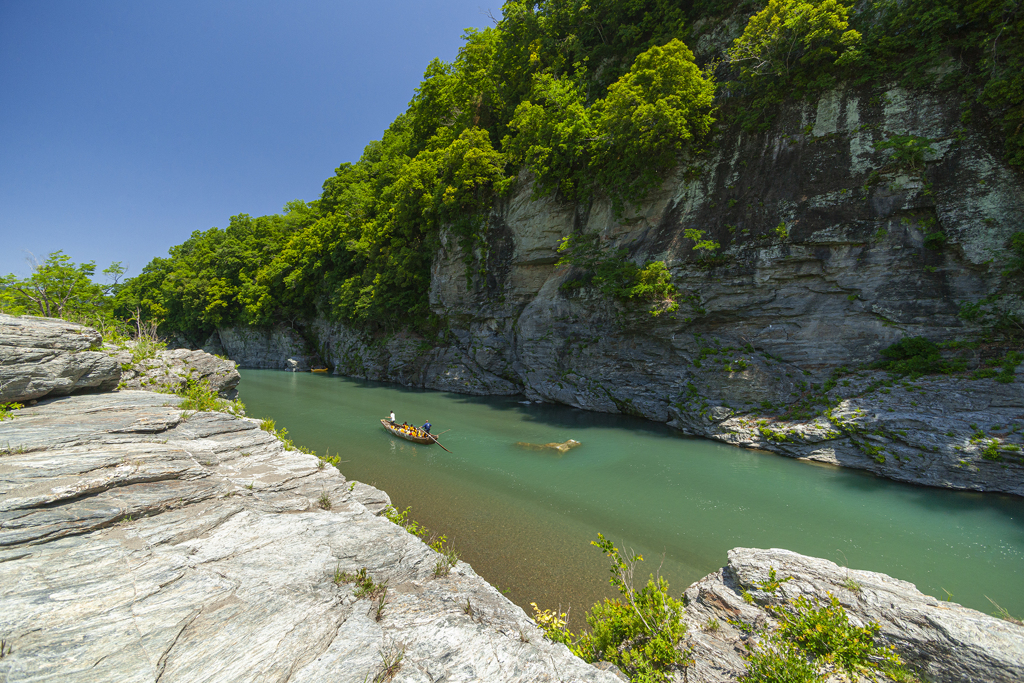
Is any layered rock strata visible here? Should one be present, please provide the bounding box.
[0,392,619,683]
[108,343,240,397]
[0,314,120,403]
[681,547,1024,683]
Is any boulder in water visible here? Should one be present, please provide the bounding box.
[515,439,581,453]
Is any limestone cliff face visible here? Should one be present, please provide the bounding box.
[228,85,1024,494]
[215,325,317,371]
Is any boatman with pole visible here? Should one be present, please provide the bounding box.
[389,410,396,423]
[422,420,431,434]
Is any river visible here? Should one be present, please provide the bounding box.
[239,369,1024,627]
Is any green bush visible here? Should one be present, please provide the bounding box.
[533,534,688,683]
[877,337,964,377]
[1005,231,1024,275]
[177,379,245,416]
[0,402,22,422]
[771,594,911,681]
[557,234,681,316]
[739,633,821,683]
[873,135,934,172]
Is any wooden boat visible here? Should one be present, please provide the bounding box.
[380,419,435,445]
[311,368,328,373]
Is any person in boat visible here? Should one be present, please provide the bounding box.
[422,420,431,434]
[389,410,396,423]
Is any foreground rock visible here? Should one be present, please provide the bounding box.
[0,392,619,683]
[682,548,1024,683]
[107,342,240,397]
[0,314,120,403]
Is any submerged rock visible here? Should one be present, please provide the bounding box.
[0,314,120,403]
[0,392,619,682]
[515,439,582,453]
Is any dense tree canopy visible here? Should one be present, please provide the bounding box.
[112,0,1024,340]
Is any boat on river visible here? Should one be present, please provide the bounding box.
[380,419,435,445]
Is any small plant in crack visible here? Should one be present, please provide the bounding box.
[432,547,460,578]
[372,582,390,622]
[335,566,387,602]
[371,642,405,682]
[318,488,332,510]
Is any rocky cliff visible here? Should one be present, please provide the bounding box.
[215,325,317,371]
[220,83,1024,495]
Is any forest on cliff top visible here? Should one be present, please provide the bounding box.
[4,0,1022,341]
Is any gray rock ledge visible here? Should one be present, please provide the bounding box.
[682,547,1024,683]
[0,391,619,682]
[0,314,120,403]
[108,343,241,397]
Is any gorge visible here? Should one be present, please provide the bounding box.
[2,313,1023,681]
[4,0,1024,679]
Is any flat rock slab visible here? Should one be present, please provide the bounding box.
[0,315,120,403]
[0,391,619,683]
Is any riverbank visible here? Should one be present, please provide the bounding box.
[2,314,1023,681]
[0,391,618,682]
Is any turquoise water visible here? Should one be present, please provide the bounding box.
[240,370,1024,626]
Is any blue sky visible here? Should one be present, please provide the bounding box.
[0,0,502,278]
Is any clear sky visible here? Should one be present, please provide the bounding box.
[0,0,503,278]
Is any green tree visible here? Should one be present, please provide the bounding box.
[1,251,108,320]
[593,38,716,208]
[726,0,861,128]
[504,69,598,200]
